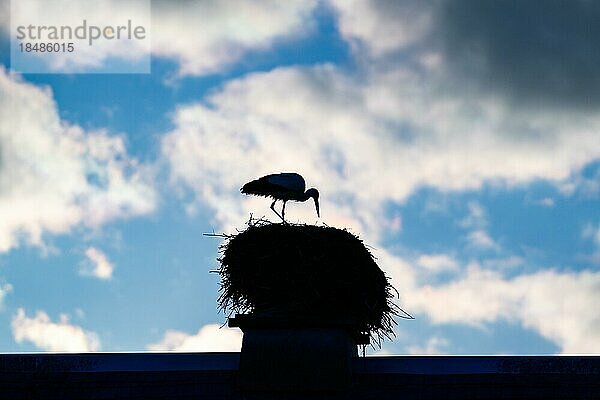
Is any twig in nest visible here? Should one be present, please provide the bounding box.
[203,232,234,238]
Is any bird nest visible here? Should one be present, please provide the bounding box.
[213,219,409,346]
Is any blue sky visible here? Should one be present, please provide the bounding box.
[0,0,599,354]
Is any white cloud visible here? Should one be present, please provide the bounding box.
[0,0,8,33]
[460,202,487,229]
[152,0,317,76]
[385,212,402,233]
[162,66,378,233]
[409,265,521,326]
[467,229,499,250]
[156,1,600,354]
[0,282,12,309]
[459,202,499,250]
[407,265,600,353]
[416,254,457,273]
[0,68,156,253]
[582,223,600,246]
[148,324,242,352]
[558,167,600,200]
[481,256,524,270]
[363,249,600,354]
[2,0,316,75]
[407,335,449,355]
[80,247,114,280]
[9,0,151,72]
[74,308,85,319]
[329,0,433,57]
[162,63,600,242]
[582,222,600,265]
[12,308,100,352]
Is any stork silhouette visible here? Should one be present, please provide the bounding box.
[241,172,320,222]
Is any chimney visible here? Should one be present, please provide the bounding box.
[231,314,367,393]
[216,221,402,396]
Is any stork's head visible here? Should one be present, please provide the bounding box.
[306,188,320,217]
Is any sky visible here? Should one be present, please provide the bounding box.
[0,0,599,355]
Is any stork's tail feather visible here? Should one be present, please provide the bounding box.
[240,179,260,194]
[241,177,282,196]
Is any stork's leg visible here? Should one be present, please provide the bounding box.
[282,201,287,223]
[270,200,284,222]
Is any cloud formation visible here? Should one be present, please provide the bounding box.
[330,0,434,57]
[0,0,9,34]
[4,0,597,354]
[331,0,600,108]
[582,222,600,265]
[4,0,600,93]
[152,0,317,76]
[2,0,316,75]
[162,64,600,240]
[0,68,156,253]
[0,282,12,309]
[407,264,600,353]
[148,324,242,352]
[407,335,449,355]
[8,0,151,72]
[80,247,114,280]
[437,0,600,108]
[582,223,600,247]
[161,1,600,354]
[12,308,100,352]
[416,254,457,273]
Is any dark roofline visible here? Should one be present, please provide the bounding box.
[0,352,240,372]
[354,355,600,375]
[1,353,598,375]
[1,354,598,399]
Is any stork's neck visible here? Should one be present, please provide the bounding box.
[302,188,319,201]
[299,191,311,201]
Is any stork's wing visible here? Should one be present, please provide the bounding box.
[240,172,305,196]
[266,173,305,192]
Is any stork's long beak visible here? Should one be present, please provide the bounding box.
[314,198,320,218]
